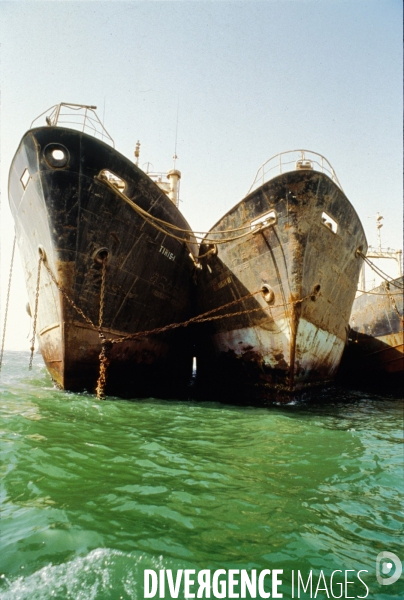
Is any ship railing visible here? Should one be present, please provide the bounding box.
[30,103,115,147]
[367,245,402,256]
[247,149,343,195]
[147,170,168,183]
[146,170,182,206]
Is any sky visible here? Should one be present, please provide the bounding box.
[0,0,402,350]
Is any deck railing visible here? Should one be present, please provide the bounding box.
[30,103,115,147]
[247,149,343,195]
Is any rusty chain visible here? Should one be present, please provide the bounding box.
[109,289,262,344]
[42,257,109,397]
[94,290,317,398]
[29,256,43,370]
[95,257,109,398]
[98,256,108,333]
[95,339,113,399]
[41,258,320,398]
[42,260,97,330]
[109,291,318,345]
[0,236,16,373]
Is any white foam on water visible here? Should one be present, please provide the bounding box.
[0,548,145,600]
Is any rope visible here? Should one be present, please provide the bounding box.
[97,175,255,249]
[0,236,16,373]
[358,251,404,290]
[98,174,252,236]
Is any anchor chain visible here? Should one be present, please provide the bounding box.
[96,255,109,399]
[42,260,97,330]
[95,339,113,400]
[29,255,43,370]
[41,259,320,399]
[98,255,108,333]
[0,236,16,373]
[109,290,318,345]
[42,253,109,398]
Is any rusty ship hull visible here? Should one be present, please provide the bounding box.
[196,155,367,403]
[9,124,197,397]
[338,276,403,386]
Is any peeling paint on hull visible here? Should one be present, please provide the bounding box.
[338,276,403,385]
[9,126,197,397]
[196,166,367,403]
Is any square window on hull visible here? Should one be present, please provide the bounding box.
[321,211,338,234]
[251,210,277,232]
[20,168,31,189]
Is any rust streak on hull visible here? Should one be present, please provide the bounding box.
[338,276,403,386]
[195,156,367,404]
[9,122,197,397]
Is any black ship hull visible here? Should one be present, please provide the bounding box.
[9,126,198,397]
[195,165,367,403]
[338,276,403,387]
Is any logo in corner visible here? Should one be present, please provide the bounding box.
[376,552,402,585]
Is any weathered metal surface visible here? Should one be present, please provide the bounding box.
[9,125,197,397]
[195,165,367,403]
[338,276,403,385]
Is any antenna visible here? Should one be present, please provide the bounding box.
[102,97,106,141]
[166,97,182,208]
[173,97,179,169]
[376,212,383,252]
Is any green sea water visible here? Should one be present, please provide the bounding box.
[0,351,403,600]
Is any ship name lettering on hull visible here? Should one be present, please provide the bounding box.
[213,276,232,292]
[159,245,176,261]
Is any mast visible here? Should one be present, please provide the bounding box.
[376,212,383,252]
[167,169,181,208]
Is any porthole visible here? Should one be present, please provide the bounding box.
[93,247,109,265]
[311,284,321,301]
[261,284,275,304]
[44,143,69,168]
